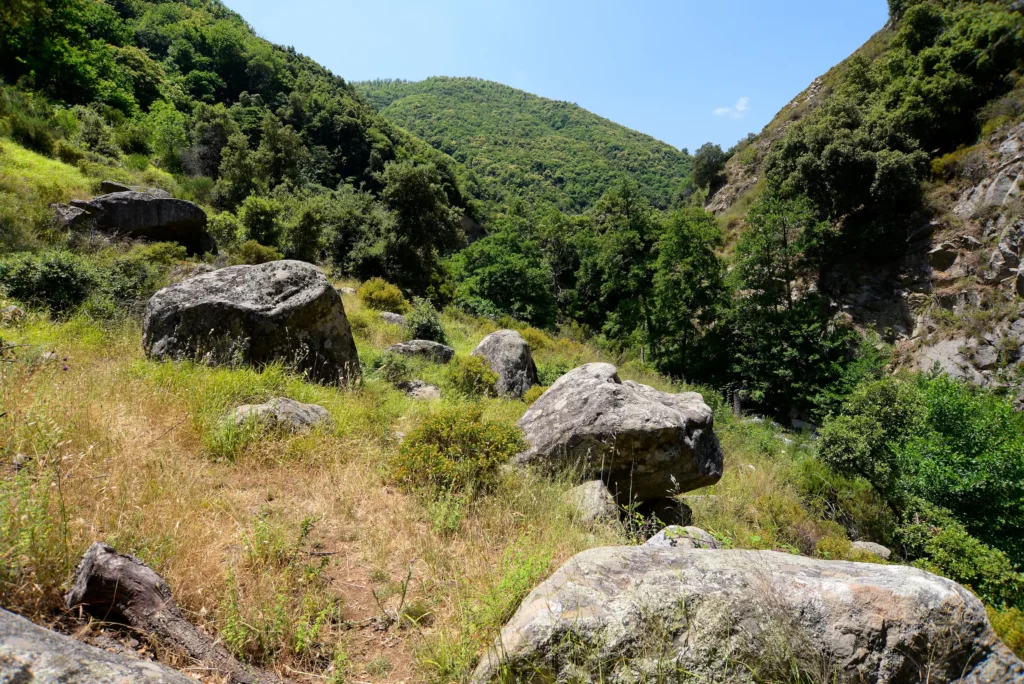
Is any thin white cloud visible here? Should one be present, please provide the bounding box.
[714,97,750,119]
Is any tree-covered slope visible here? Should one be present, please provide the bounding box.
[357,77,692,216]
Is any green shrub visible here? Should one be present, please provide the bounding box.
[405,297,446,343]
[390,406,524,498]
[370,352,411,385]
[988,605,1024,657]
[357,277,409,313]
[0,251,97,313]
[443,355,498,398]
[229,240,283,266]
[239,195,284,248]
[0,86,56,155]
[208,211,243,252]
[522,385,547,405]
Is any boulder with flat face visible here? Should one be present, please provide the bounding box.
[58,190,213,254]
[516,363,722,502]
[143,260,360,385]
[0,607,192,683]
[472,329,538,399]
[472,546,1024,683]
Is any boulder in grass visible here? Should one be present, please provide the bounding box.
[471,546,1024,683]
[57,190,213,254]
[222,397,330,433]
[380,311,406,326]
[143,260,360,385]
[471,329,538,399]
[516,363,722,503]
[386,339,455,364]
[566,480,619,525]
[851,540,893,560]
[396,379,442,400]
[0,607,193,683]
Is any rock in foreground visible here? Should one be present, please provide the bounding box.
[143,260,360,385]
[472,329,538,399]
[472,546,1024,683]
[0,607,192,683]
[517,363,722,502]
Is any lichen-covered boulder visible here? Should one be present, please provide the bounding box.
[645,525,720,549]
[379,311,406,326]
[387,339,455,364]
[851,540,893,560]
[516,363,722,502]
[0,607,192,683]
[472,329,537,399]
[472,547,1024,683]
[58,190,213,254]
[222,397,330,433]
[143,260,360,385]
[566,480,619,525]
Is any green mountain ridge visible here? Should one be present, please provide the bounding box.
[356,76,693,218]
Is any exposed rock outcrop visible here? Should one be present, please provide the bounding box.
[55,190,214,254]
[143,260,360,385]
[66,543,285,684]
[472,546,1024,683]
[0,607,192,683]
[222,397,331,433]
[516,363,722,503]
[645,525,720,549]
[472,329,538,399]
[386,339,455,364]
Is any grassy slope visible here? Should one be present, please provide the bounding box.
[357,77,692,216]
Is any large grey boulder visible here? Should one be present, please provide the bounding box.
[472,329,538,399]
[472,546,1024,684]
[516,363,722,502]
[143,260,360,385]
[0,607,192,683]
[222,397,330,433]
[387,339,455,364]
[59,190,213,254]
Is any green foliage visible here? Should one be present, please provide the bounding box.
[988,605,1024,657]
[229,240,283,266]
[404,298,447,343]
[0,250,97,313]
[357,76,692,217]
[357,278,408,313]
[821,374,1024,568]
[369,352,411,385]
[207,211,243,252]
[443,355,499,399]
[450,208,557,327]
[522,385,547,406]
[239,195,284,248]
[691,142,728,190]
[389,405,524,499]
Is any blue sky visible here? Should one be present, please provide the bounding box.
[221,1,890,152]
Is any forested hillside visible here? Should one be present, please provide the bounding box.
[1,0,469,291]
[357,77,693,217]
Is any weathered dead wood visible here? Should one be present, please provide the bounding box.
[66,542,287,684]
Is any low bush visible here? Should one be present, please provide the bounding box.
[208,212,243,252]
[988,605,1024,657]
[370,352,411,385]
[522,385,546,405]
[0,251,97,313]
[405,297,446,343]
[389,406,524,499]
[229,240,283,266]
[443,355,498,398]
[357,277,408,313]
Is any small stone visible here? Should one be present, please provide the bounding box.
[387,339,455,364]
[222,397,331,433]
[396,380,441,400]
[0,305,25,326]
[566,481,619,525]
[645,525,721,550]
[851,541,892,560]
[927,242,959,271]
[379,311,406,326]
[337,287,357,296]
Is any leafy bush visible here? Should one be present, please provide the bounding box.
[404,297,446,343]
[357,278,408,313]
[522,385,547,405]
[0,251,97,313]
[239,195,284,248]
[442,355,498,398]
[988,605,1024,657]
[390,406,524,498]
[369,352,411,385]
[208,211,243,252]
[229,240,283,266]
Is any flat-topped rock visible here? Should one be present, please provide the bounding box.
[387,339,455,364]
[472,546,1024,683]
[143,260,360,385]
[516,363,722,502]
